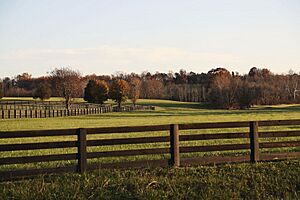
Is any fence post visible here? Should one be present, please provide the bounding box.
[77,128,87,174]
[250,121,259,163]
[170,124,180,167]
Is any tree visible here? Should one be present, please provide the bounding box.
[84,80,109,104]
[207,68,237,108]
[141,79,164,99]
[50,67,84,109]
[109,79,129,108]
[0,82,3,99]
[33,83,51,100]
[128,77,141,106]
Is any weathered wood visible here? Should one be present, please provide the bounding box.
[181,155,250,166]
[0,153,77,165]
[87,159,169,171]
[0,166,77,182]
[0,141,77,151]
[180,132,249,141]
[179,121,249,130]
[259,130,300,138]
[88,148,169,158]
[87,136,169,146]
[260,140,300,148]
[87,125,169,134]
[170,124,180,167]
[77,128,87,174]
[180,143,250,153]
[259,119,300,126]
[0,129,77,138]
[250,121,259,162]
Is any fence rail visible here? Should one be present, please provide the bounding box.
[0,119,300,181]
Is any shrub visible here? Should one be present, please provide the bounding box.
[33,83,51,100]
[84,80,109,104]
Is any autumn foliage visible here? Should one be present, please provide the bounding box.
[109,79,129,108]
[1,67,300,109]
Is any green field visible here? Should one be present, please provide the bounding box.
[1,98,300,131]
[0,99,300,199]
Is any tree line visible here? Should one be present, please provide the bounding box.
[1,67,300,109]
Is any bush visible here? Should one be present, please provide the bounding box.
[84,80,109,104]
[33,83,51,100]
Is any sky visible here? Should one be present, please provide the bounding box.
[0,0,299,78]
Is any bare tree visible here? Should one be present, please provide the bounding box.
[50,67,84,109]
[286,71,300,101]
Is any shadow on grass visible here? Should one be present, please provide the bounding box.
[69,102,300,120]
[79,109,300,119]
[255,105,300,111]
[136,100,206,109]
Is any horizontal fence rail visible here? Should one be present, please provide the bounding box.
[0,119,300,181]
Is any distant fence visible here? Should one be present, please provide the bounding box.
[0,105,155,119]
[0,100,106,110]
[0,120,300,181]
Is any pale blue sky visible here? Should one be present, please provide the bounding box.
[0,0,299,77]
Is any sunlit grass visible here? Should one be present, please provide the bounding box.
[0,99,300,199]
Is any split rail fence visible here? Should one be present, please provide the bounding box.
[0,119,300,181]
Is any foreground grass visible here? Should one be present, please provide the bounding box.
[0,161,299,200]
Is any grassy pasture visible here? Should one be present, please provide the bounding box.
[0,98,300,199]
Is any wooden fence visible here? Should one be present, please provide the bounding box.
[0,100,104,110]
[0,105,154,119]
[0,120,300,181]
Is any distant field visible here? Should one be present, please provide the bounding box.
[1,98,300,131]
[0,98,300,199]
